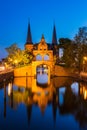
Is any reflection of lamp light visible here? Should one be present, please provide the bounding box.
[8,83,12,96]
[81,86,87,100]
[83,56,87,64]
[83,88,87,100]
[83,56,87,60]
[84,90,87,100]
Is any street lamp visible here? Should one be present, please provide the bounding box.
[14,60,18,64]
[83,56,87,72]
[14,60,18,67]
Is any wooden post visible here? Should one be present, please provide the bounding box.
[26,72,28,88]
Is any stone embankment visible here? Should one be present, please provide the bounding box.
[0,69,14,83]
[54,65,79,77]
[54,65,87,82]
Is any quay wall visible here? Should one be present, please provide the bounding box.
[54,65,78,77]
[14,65,76,77]
[0,70,14,83]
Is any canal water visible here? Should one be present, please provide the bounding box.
[0,72,87,130]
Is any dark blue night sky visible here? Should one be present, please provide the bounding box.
[0,0,87,59]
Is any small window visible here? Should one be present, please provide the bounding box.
[36,54,42,60]
[44,54,49,60]
[40,47,42,50]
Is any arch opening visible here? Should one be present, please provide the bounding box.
[36,54,42,61]
[44,54,49,61]
[36,64,49,87]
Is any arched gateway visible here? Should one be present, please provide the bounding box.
[32,35,54,78]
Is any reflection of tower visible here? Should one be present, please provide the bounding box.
[27,104,32,126]
[52,90,58,125]
[26,88,33,126]
[32,82,53,115]
[38,92,47,115]
[40,102,46,115]
[4,82,6,118]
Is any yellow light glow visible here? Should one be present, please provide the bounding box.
[0,66,5,71]
[83,56,87,61]
[84,90,87,100]
[14,60,18,64]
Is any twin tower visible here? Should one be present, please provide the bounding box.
[24,23,58,55]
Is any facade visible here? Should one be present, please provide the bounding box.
[25,23,58,56]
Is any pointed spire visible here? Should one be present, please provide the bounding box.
[41,34,45,42]
[41,34,46,44]
[52,24,57,45]
[26,22,32,44]
[41,34,44,39]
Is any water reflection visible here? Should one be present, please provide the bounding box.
[1,76,87,129]
[36,65,49,86]
[4,81,6,118]
[37,73,48,86]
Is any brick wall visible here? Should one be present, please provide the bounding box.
[14,66,32,77]
[54,65,73,76]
